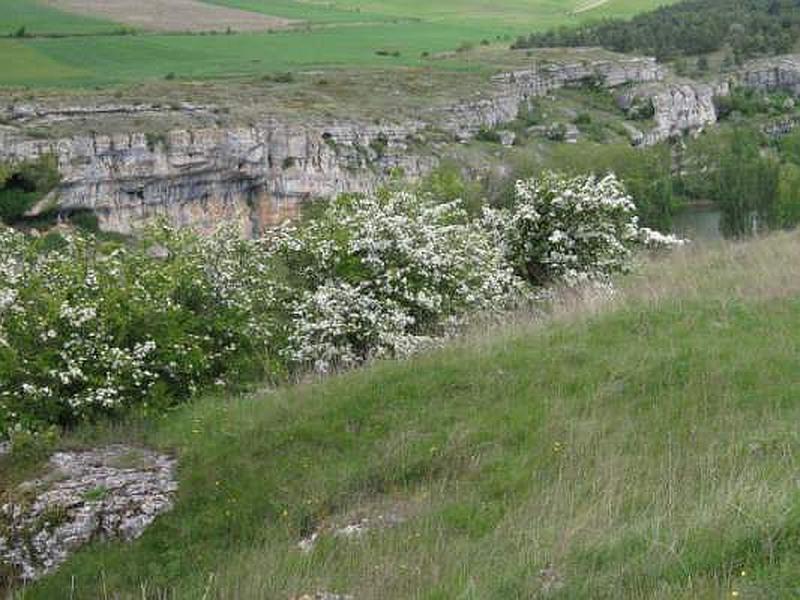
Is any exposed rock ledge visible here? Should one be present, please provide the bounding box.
[7,54,800,235]
[0,445,177,582]
[619,54,800,146]
[0,57,662,237]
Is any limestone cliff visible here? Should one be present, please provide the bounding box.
[0,56,667,236]
[736,55,800,94]
[619,81,728,146]
[618,54,800,146]
[443,57,663,138]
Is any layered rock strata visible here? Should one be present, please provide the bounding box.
[0,56,691,236]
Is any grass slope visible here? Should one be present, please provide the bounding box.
[0,0,674,88]
[5,233,800,598]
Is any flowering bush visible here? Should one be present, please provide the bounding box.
[483,172,682,287]
[264,192,523,373]
[637,226,689,250]
[0,172,683,436]
[0,224,279,434]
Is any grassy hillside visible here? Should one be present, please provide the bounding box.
[0,0,674,88]
[6,233,800,598]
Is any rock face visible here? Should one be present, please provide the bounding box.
[618,81,729,146]
[0,57,662,236]
[613,54,800,146]
[736,55,800,95]
[0,445,177,581]
[0,121,433,237]
[441,57,663,138]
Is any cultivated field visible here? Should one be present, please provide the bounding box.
[42,0,294,33]
[0,0,676,88]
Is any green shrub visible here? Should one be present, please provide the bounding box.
[0,224,281,434]
[475,128,502,143]
[0,156,60,225]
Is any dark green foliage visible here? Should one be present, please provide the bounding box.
[145,132,169,151]
[715,87,795,120]
[682,127,788,237]
[0,156,60,225]
[416,161,483,215]
[516,100,543,127]
[263,72,295,83]
[513,0,800,62]
[628,97,655,121]
[69,210,100,233]
[369,133,389,157]
[474,127,502,143]
[495,142,679,230]
[545,122,567,142]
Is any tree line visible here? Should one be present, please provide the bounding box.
[512,0,800,62]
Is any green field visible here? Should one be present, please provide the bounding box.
[0,0,674,88]
[5,233,800,598]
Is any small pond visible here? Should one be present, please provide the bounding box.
[671,203,722,242]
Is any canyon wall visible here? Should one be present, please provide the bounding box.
[619,54,800,146]
[19,54,800,234]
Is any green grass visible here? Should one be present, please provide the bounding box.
[0,0,120,36]
[5,233,800,598]
[210,0,673,28]
[0,0,676,88]
[0,40,89,87]
[19,23,499,87]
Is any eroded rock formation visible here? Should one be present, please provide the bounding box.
[0,57,663,236]
[10,54,800,234]
[0,445,177,581]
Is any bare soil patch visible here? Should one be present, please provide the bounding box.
[42,0,296,32]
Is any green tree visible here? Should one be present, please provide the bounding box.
[776,163,800,228]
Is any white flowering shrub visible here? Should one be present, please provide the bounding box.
[637,226,689,250]
[264,192,523,373]
[0,224,279,434]
[0,173,682,436]
[483,172,678,287]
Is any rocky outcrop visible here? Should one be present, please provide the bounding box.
[0,445,177,581]
[736,55,800,95]
[1,102,217,127]
[0,56,663,236]
[615,54,800,146]
[1,121,434,237]
[441,57,663,138]
[618,81,729,146]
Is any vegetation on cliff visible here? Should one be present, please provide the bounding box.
[0,157,59,226]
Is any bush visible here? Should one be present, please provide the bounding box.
[264,192,522,373]
[546,122,567,142]
[0,224,279,434]
[0,156,60,225]
[1,176,681,435]
[475,128,502,143]
[482,172,682,287]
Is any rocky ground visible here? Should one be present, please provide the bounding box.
[0,445,177,582]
